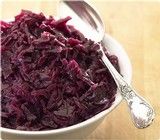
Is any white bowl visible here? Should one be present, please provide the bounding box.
[1,34,132,140]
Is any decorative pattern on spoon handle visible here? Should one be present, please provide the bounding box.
[101,45,155,128]
[119,82,155,128]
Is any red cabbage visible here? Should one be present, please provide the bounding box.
[1,10,120,131]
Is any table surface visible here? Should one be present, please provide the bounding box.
[1,1,160,140]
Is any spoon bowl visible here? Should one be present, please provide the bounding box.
[58,0,105,42]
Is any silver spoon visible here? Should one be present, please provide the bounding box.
[58,0,155,128]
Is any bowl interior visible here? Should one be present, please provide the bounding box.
[1,32,132,135]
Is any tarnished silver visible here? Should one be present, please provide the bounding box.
[59,0,155,128]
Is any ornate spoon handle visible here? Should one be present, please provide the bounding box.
[100,46,155,128]
[119,83,155,128]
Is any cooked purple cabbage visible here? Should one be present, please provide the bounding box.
[1,10,120,131]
